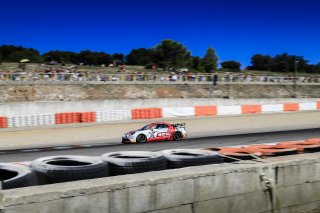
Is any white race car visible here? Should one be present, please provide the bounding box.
[122,122,187,143]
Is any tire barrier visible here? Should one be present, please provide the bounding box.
[7,114,55,127]
[80,112,96,123]
[131,108,162,120]
[160,149,222,168]
[0,116,7,128]
[0,163,37,189]
[30,155,109,184]
[1,137,319,189]
[96,110,131,122]
[0,101,319,129]
[55,112,81,124]
[101,151,167,176]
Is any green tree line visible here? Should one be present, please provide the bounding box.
[1,40,319,73]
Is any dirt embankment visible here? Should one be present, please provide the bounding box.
[0,83,319,103]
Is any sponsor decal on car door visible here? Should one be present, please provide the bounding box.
[155,124,170,140]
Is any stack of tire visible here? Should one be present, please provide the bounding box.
[160,149,222,168]
[100,150,222,175]
[0,163,37,190]
[1,149,223,189]
[29,155,109,184]
[101,151,167,176]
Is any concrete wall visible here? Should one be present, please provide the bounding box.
[0,83,320,103]
[0,98,319,116]
[3,153,320,213]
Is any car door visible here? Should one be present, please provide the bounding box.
[154,124,170,140]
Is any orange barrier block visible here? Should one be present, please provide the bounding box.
[131,108,162,120]
[305,138,320,145]
[248,144,301,154]
[91,112,97,122]
[66,113,73,123]
[72,112,81,123]
[241,105,262,114]
[55,113,62,124]
[62,113,67,123]
[277,141,320,153]
[195,106,217,116]
[80,112,96,123]
[55,112,82,124]
[317,102,320,110]
[0,116,8,128]
[204,147,263,161]
[284,103,299,111]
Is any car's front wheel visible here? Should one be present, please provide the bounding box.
[136,134,147,143]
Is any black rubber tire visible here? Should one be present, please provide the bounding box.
[302,146,320,153]
[160,149,223,169]
[136,134,147,143]
[0,163,37,190]
[101,151,167,176]
[30,155,109,184]
[173,131,183,141]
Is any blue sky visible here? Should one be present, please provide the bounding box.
[1,0,319,66]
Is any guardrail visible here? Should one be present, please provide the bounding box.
[0,72,320,84]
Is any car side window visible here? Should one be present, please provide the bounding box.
[156,124,169,129]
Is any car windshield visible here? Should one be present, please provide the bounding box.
[139,124,151,130]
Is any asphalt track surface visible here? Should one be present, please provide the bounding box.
[1,128,319,163]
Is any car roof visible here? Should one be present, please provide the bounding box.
[150,122,170,125]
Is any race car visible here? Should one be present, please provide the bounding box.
[122,122,187,143]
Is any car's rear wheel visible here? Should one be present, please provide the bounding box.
[173,131,183,141]
[136,134,147,143]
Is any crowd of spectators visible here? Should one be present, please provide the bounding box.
[0,65,319,84]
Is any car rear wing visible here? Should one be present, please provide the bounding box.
[173,123,186,129]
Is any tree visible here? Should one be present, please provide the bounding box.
[202,47,218,72]
[221,60,241,71]
[249,54,273,71]
[112,53,124,61]
[42,51,78,63]
[152,39,191,70]
[191,56,204,72]
[249,53,311,73]
[0,45,43,63]
[126,48,153,65]
[272,53,309,73]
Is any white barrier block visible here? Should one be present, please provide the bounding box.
[48,114,55,125]
[7,117,14,128]
[217,106,241,115]
[162,107,195,118]
[19,116,26,127]
[96,110,131,122]
[96,111,103,122]
[262,104,284,113]
[299,102,317,111]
